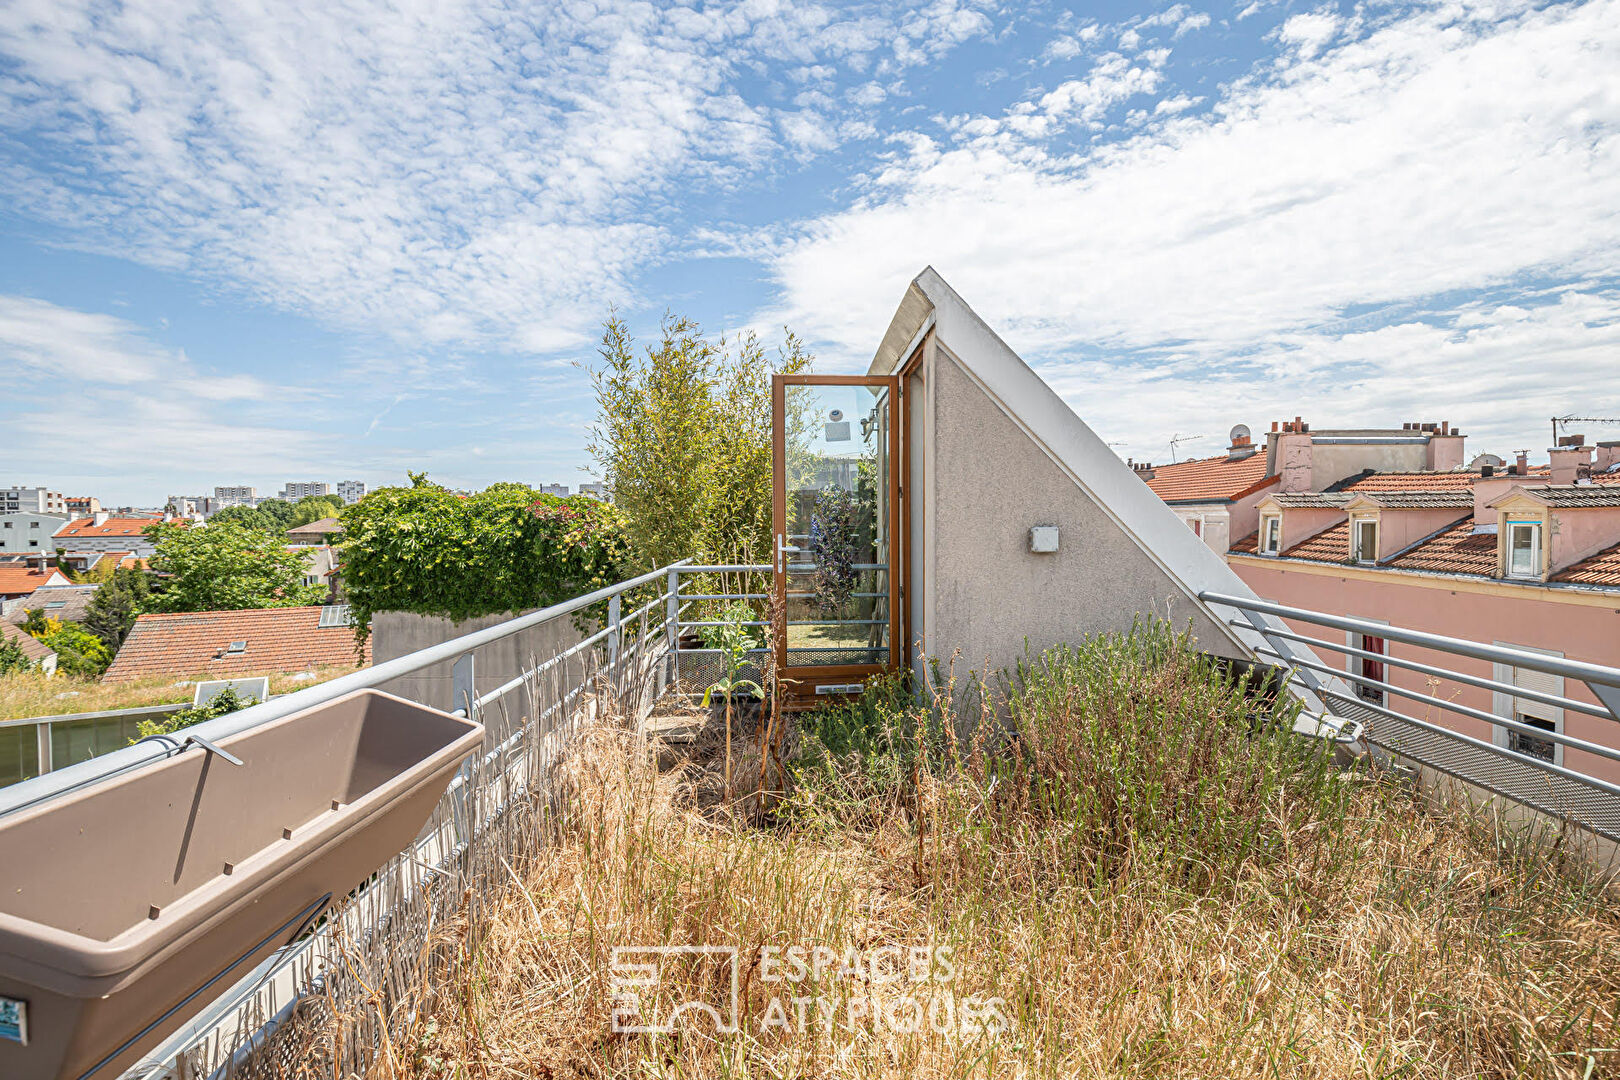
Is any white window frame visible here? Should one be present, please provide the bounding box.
[1352,517,1378,564]
[1505,521,1541,579]
[1492,642,1563,767]
[1260,514,1281,555]
[1346,618,1389,707]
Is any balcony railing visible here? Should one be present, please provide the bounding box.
[1202,590,1620,842]
[6,568,1620,1078]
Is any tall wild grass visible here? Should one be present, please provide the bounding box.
[327,620,1619,1079]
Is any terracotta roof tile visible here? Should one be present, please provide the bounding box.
[0,566,69,596]
[1349,491,1475,509]
[53,516,170,538]
[1281,520,1351,561]
[1385,519,1498,576]
[1,620,54,664]
[1553,541,1620,586]
[1267,492,1353,508]
[1229,531,1259,554]
[103,606,370,682]
[1144,453,1274,503]
[1331,470,1483,492]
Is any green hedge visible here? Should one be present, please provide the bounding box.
[338,480,633,635]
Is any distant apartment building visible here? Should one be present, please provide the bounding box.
[0,513,68,555]
[63,496,101,516]
[336,480,366,504]
[577,481,611,501]
[279,481,332,500]
[1142,419,1620,782]
[166,495,205,518]
[215,485,257,501]
[536,483,569,498]
[1,486,66,515]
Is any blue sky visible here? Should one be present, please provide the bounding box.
[3,0,1619,505]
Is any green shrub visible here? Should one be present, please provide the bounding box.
[133,685,254,742]
[338,476,634,635]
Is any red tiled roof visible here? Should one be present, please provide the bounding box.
[1333,470,1480,492]
[1,620,54,664]
[1282,520,1351,561]
[0,566,68,596]
[103,606,370,682]
[1553,541,1620,586]
[1385,519,1497,576]
[54,516,170,538]
[1230,531,1259,553]
[1144,453,1274,503]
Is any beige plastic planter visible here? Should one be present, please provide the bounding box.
[0,689,483,1080]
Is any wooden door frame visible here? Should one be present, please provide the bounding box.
[771,373,902,692]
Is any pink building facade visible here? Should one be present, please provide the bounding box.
[1144,420,1620,788]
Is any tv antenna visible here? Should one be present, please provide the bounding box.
[1551,415,1620,445]
[1167,433,1205,462]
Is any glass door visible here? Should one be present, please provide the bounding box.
[772,374,900,697]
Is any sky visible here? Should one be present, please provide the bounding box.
[2,0,1619,505]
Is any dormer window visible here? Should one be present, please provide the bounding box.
[1353,519,1378,564]
[1261,514,1281,555]
[1507,522,1541,578]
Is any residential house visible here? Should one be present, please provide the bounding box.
[51,513,170,564]
[102,605,370,682]
[286,517,343,545]
[0,565,73,616]
[0,486,66,515]
[0,620,56,676]
[9,584,100,626]
[0,513,68,556]
[1145,422,1620,784]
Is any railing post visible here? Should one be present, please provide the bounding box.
[451,652,475,720]
[607,592,622,670]
[36,722,52,776]
[666,568,680,687]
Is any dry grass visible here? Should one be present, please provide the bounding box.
[324,627,1620,1080]
[0,664,363,720]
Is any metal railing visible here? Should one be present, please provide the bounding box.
[0,702,188,785]
[1201,590,1620,841]
[0,562,693,1079]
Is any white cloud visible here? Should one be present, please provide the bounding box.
[1276,10,1342,58]
[0,0,992,355]
[760,0,1620,457]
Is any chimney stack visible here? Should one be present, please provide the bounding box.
[1227,429,1256,461]
[1596,441,1620,474]
[92,511,110,526]
[1549,441,1594,486]
[1513,450,1529,475]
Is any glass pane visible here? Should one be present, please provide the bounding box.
[0,725,40,788]
[1510,526,1536,575]
[782,383,891,669]
[50,715,145,771]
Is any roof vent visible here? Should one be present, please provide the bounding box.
[224,640,247,655]
[318,604,353,628]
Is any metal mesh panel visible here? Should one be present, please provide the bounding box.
[1328,691,1620,842]
[674,648,769,692]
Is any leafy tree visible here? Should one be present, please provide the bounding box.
[0,636,32,675]
[28,619,111,677]
[209,504,273,531]
[144,520,325,612]
[588,313,811,569]
[290,495,345,528]
[255,499,297,530]
[20,608,48,636]
[338,478,632,635]
[83,567,151,653]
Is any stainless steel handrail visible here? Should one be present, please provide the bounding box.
[0,561,689,819]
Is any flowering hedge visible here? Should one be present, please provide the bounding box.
[338,479,633,635]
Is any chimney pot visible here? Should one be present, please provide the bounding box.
[1481,464,1494,477]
